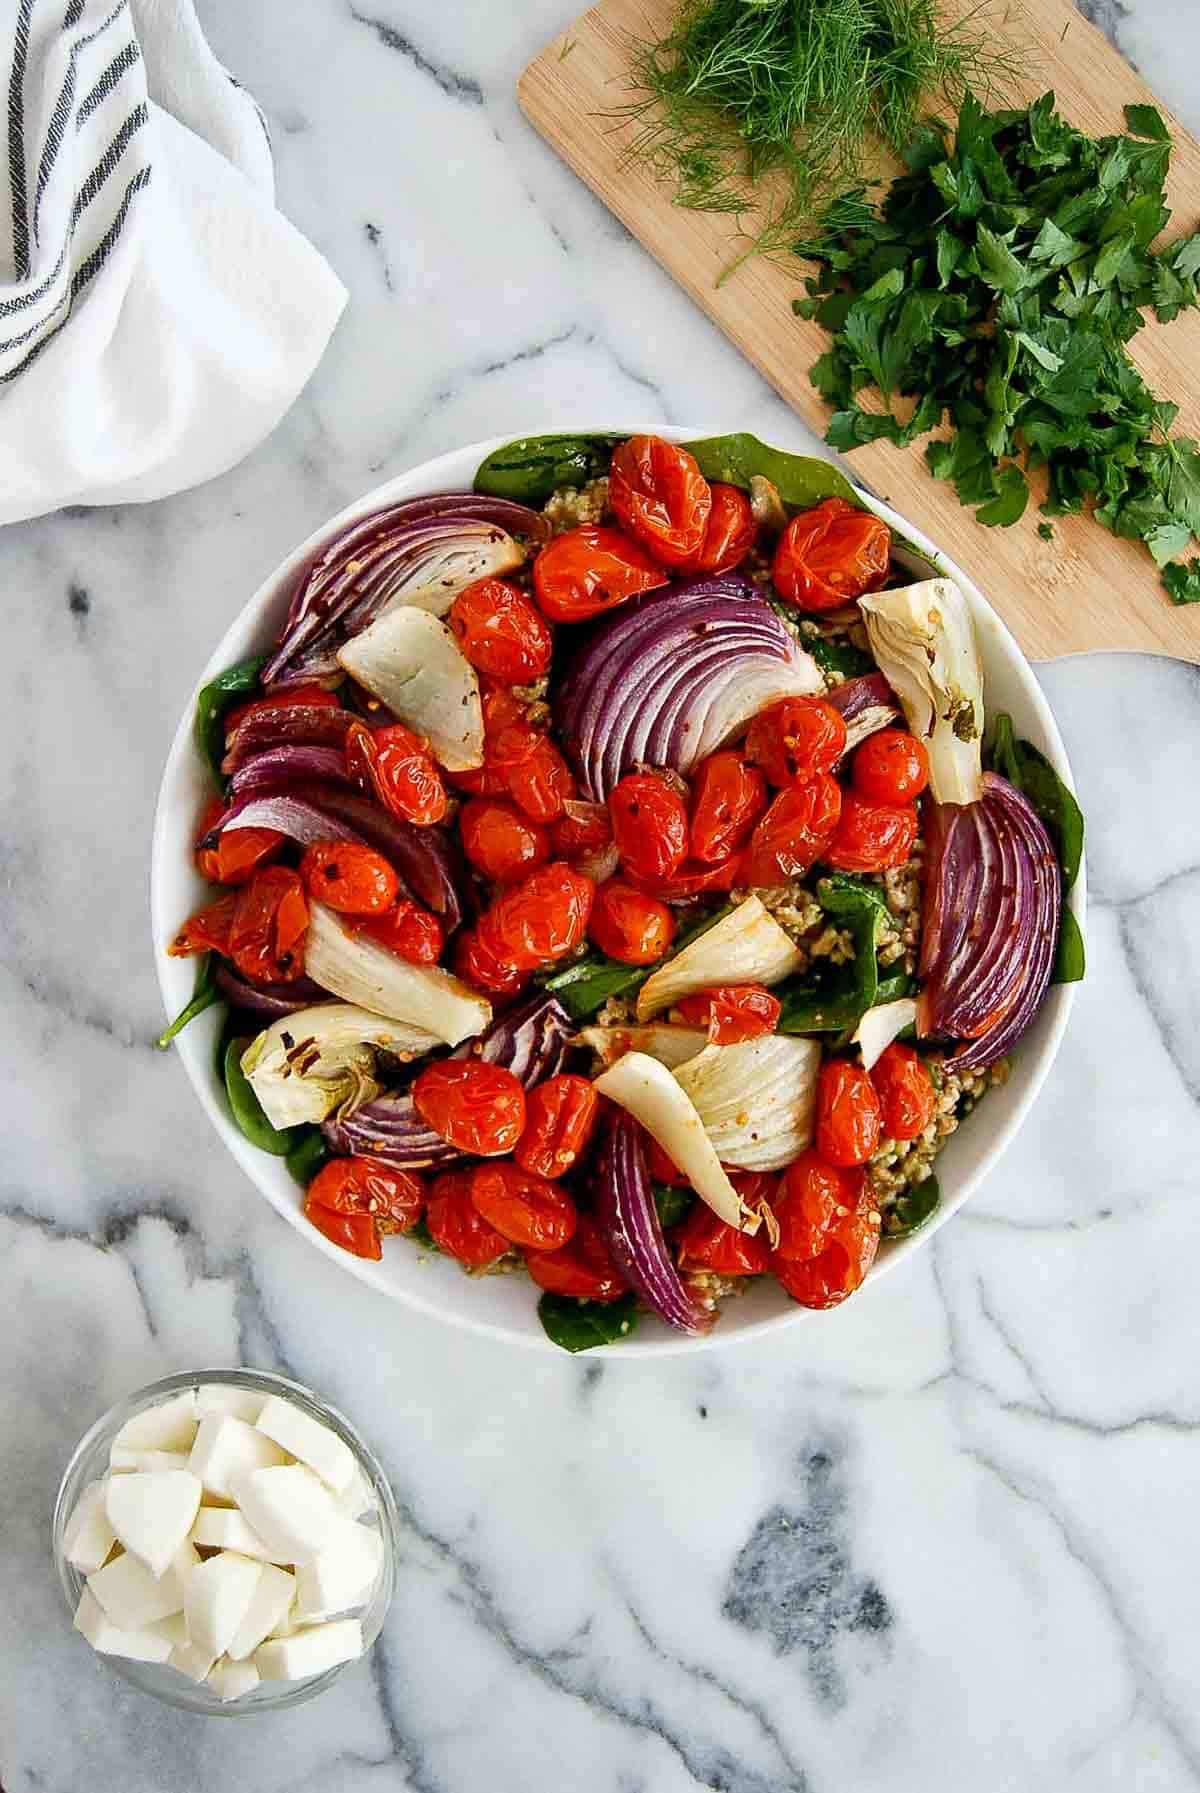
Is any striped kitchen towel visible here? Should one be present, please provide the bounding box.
[1,0,346,526]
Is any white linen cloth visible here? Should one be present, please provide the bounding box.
[0,0,347,526]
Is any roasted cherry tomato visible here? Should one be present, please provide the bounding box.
[452,925,528,997]
[346,719,447,826]
[524,1214,626,1301]
[412,1060,526,1156]
[609,773,689,881]
[738,775,842,886]
[825,792,917,873]
[476,862,594,972]
[449,577,553,684]
[676,1203,770,1276]
[745,696,848,787]
[689,752,768,864]
[299,840,398,916]
[426,1169,510,1269]
[225,684,341,736]
[609,435,711,568]
[772,497,891,611]
[303,1155,424,1260]
[533,525,668,623]
[589,879,675,965]
[168,892,236,958]
[772,1150,864,1261]
[815,1060,882,1166]
[459,797,549,886]
[852,729,929,803]
[492,725,576,823]
[356,899,445,965]
[678,483,756,574]
[229,867,308,983]
[871,1042,936,1142]
[470,1162,577,1252]
[194,799,283,886]
[514,1074,599,1180]
[446,682,528,798]
[772,1201,880,1309]
[675,983,781,1045]
[626,858,741,901]
[552,800,612,861]
[647,1139,689,1186]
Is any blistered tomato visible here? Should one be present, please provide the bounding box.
[738,775,842,886]
[194,799,283,886]
[356,900,444,965]
[772,1150,864,1261]
[589,879,674,965]
[229,867,309,983]
[772,498,891,611]
[524,1215,626,1302]
[815,1060,882,1166]
[675,1204,770,1276]
[745,697,847,786]
[678,482,756,575]
[772,1201,880,1308]
[492,725,576,823]
[688,752,768,864]
[871,1043,936,1142]
[303,1156,424,1260]
[452,926,528,997]
[475,863,594,972]
[609,773,689,880]
[852,729,930,803]
[168,892,237,958]
[533,526,668,623]
[299,840,399,916]
[346,719,447,826]
[426,1170,510,1269]
[459,797,549,885]
[515,1074,599,1179]
[449,577,553,684]
[470,1162,577,1252]
[675,983,781,1045]
[411,1060,527,1156]
[825,792,917,873]
[609,435,711,568]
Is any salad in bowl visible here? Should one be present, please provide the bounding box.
[153,430,1084,1355]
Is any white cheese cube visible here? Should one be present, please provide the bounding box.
[64,1480,117,1574]
[235,1464,338,1565]
[110,1448,192,1474]
[226,1562,296,1661]
[112,1390,199,1455]
[105,1469,201,1578]
[188,1415,287,1504]
[294,1521,382,1623]
[335,1466,374,1520]
[152,1612,190,1649]
[207,1656,260,1701]
[190,1507,276,1562]
[196,1385,264,1425]
[254,1396,355,1495]
[74,1588,173,1663]
[255,1617,363,1682]
[88,1540,197,1627]
[170,1639,218,1683]
[184,1552,263,1658]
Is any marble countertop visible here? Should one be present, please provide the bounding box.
[4,2,1200,1789]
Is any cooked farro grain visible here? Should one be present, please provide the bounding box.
[543,478,609,532]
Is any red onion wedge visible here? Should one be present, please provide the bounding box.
[222,704,354,774]
[593,1112,712,1335]
[201,789,363,851]
[326,992,574,1168]
[918,772,1061,1070]
[263,497,550,687]
[229,747,352,797]
[213,966,329,1019]
[827,672,901,753]
[554,574,823,801]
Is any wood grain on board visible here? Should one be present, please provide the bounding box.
[520,0,1200,661]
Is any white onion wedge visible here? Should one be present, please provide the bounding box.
[674,1036,820,1172]
[241,1002,440,1130]
[635,897,803,1021]
[337,606,483,771]
[592,1051,761,1234]
[579,1024,707,1070]
[852,998,919,1071]
[305,903,490,1044]
[858,579,984,806]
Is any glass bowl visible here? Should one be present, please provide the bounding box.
[52,1367,399,1715]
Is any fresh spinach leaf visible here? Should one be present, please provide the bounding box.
[1052,903,1086,984]
[541,953,648,1023]
[683,433,863,511]
[805,634,876,680]
[223,1037,303,1157]
[538,1291,639,1353]
[775,875,888,1033]
[285,1128,330,1187]
[406,1217,438,1251]
[473,435,621,504]
[881,1174,940,1239]
[156,954,222,1049]
[194,656,265,784]
[653,1183,694,1229]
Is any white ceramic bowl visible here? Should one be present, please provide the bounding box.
[151,425,1084,1357]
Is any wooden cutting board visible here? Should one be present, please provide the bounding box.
[520,0,1200,662]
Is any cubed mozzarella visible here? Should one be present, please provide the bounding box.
[294,1521,382,1623]
[226,1562,296,1661]
[190,1507,276,1561]
[111,1391,199,1455]
[105,1469,201,1578]
[63,1480,117,1575]
[254,1396,356,1495]
[207,1656,260,1701]
[170,1638,218,1683]
[234,1465,337,1565]
[74,1588,173,1663]
[195,1385,264,1426]
[188,1415,287,1504]
[335,1466,374,1521]
[110,1449,192,1474]
[184,1552,263,1658]
[255,1618,363,1682]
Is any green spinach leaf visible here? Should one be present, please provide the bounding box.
[473,435,622,504]
[775,875,889,1033]
[653,1183,694,1229]
[1052,903,1086,985]
[881,1174,940,1239]
[285,1128,330,1187]
[194,656,265,784]
[223,1037,303,1157]
[538,1291,639,1353]
[156,954,222,1049]
[682,433,863,511]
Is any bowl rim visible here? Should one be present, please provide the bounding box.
[151,422,1084,1358]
